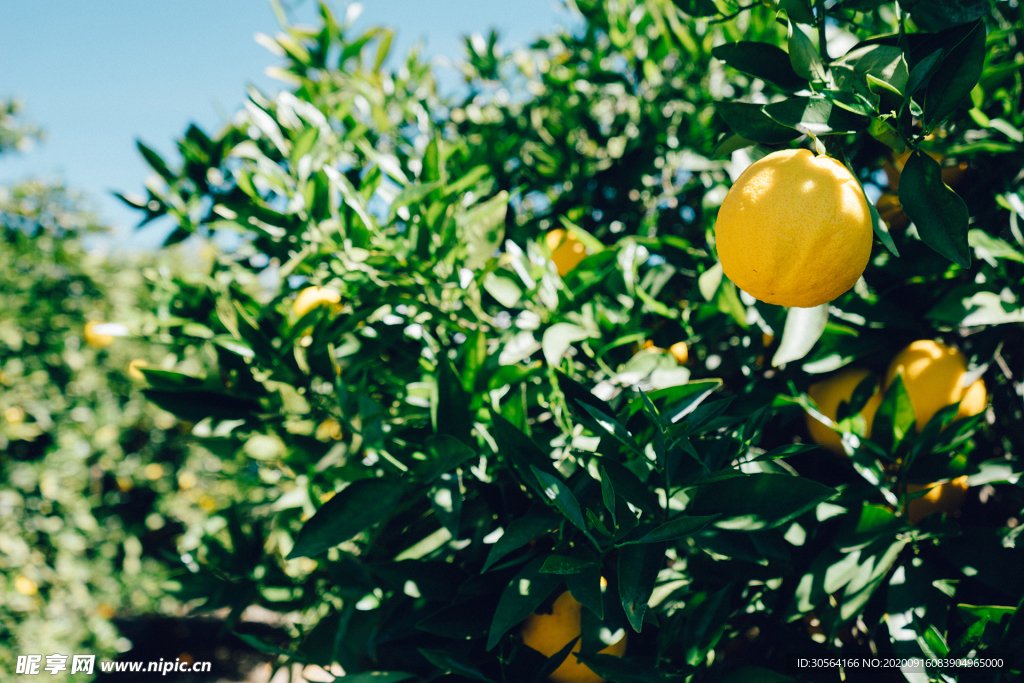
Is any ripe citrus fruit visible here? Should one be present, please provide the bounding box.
[885,340,986,431]
[906,475,969,525]
[956,378,987,420]
[714,148,873,308]
[669,341,688,365]
[805,368,882,454]
[293,286,341,318]
[546,229,588,276]
[520,589,626,683]
[127,359,149,380]
[883,149,966,193]
[84,321,116,348]
[875,191,909,231]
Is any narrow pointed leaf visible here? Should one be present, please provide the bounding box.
[288,478,405,558]
[617,514,720,545]
[532,466,589,535]
[486,557,563,650]
[618,541,667,632]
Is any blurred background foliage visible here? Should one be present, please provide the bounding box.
[0,101,239,680]
[3,0,1024,681]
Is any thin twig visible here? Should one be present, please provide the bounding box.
[816,0,829,64]
[708,2,760,25]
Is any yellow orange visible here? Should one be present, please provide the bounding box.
[669,341,688,365]
[715,149,873,308]
[906,476,969,525]
[546,229,588,276]
[84,321,115,348]
[293,286,341,318]
[875,191,909,231]
[956,378,987,421]
[127,359,149,380]
[885,340,985,431]
[15,575,38,596]
[805,368,882,454]
[520,589,626,683]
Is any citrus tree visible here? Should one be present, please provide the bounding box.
[126,1,1024,681]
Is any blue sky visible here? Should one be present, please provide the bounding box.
[0,0,570,249]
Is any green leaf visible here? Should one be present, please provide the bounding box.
[373,28,394,72]
[486,556,564,650]
[617,514,719,545]
[574,653,683,682]
[434,354,473,445]
[423,434,477,484]
[532,466,590,538]
[482,509,560,572]
[533,636,582,683]
[556,370,617,422]
[834,44,909,93]
[143,390,258,422]
[211,335,255,359]
[748,443,821,462]
[711,42,808,91]
[542,323,593,367]
[416,597,494,640]
[872,372,915,452]
[969,229,1024,263]
[928,289,1024,327]
[287,478,405,559]
[957,604,1016,628]
[290,127,319,168]
[388,180,443,222]
[137,141,176,183]
[419,649,495,682]
[566,563,605,621]
[684,474,837,530]
[138,368,204,390]
[778,0,816,25]
[540,555,597,575]
[559,217,605,255]
[675,0,720,17]
[579,403,643,457]
[461,191,508,270]
[712,133,756,157]
[905,49,944,96]
[338,674,416,683]
[654,380,723,424]
[924,21,986,126]
[482,272,522,307]
[771,304,829,368]
[898,151,971,266]
[905,0,990,31]
[824,89,878,118]
[868,117,905,154]
[618,541,667,632]
[600,459,660,517]
[491,413,562,493]
[763,97,869,136]
[599,465,617,526]
[787,21,825,82]
[714,102,801,144]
